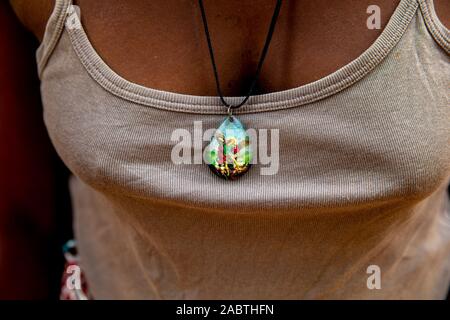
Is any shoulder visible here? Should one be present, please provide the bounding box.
[9,0,55,41]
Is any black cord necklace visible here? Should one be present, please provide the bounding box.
[199,0,283,111]
[200,0,283,180]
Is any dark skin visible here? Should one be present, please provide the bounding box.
[8,0,450,95]
[10,0,450,96]
[72,0,401,96]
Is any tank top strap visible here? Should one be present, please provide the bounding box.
[417,0,450,54]
[36,0,73,78]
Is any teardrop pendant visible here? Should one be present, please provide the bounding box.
[205,115,252,180]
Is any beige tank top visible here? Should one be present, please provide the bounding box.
[37,0,450,299]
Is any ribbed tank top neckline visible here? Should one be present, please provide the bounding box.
[39,0,420,114]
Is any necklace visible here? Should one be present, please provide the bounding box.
[199,0,283,180]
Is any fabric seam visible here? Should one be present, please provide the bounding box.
[63,0,418,114]
[37,0,72,77]
[417,0,450,53]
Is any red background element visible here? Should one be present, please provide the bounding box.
[0,1,71,299]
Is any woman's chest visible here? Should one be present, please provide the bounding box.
[40,2,450,210]
[41,39,450,210]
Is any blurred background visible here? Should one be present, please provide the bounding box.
[0,1,72,299]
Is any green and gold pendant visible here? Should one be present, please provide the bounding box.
[198,0,282,180]
[205,115,252,180]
